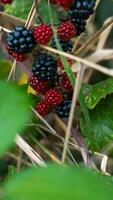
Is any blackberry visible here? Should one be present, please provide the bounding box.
[71,19,86,35]
[51,37,73,53]
[69,0,96,35]
[7,26,35,54]
[69,0,95,20]
[55,100,71,118]
[32,53,57,81]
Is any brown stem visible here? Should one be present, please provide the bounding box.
[34,0,43,23]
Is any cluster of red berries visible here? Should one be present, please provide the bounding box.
[5,0,96,118]
[50,0,74,10]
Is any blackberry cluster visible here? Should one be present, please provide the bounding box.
[32,53,57,81]
[7,26,35,54]
[69,0,96,35]
[30,52,73,118]
[51,37,73,53]
[55,100,71,118]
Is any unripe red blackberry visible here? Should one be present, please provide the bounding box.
[55,0,74,10]
[50,0,57,4]
[33,24,53,45]
[28,75,49,94]
[44,89,63,106]
[57,58,74,70]
[6,46,26,62]
[36,100,53,116]
[57,21,77,40]
[61,73,73,91]
[0,0,13,4]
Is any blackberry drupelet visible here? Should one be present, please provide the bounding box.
[32,53,57,81]
[55,100,71,118]
[51,37,73,53]
[72,19,86,35]
[69,0,96,35]
[7,26,35,54]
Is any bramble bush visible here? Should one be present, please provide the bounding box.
[0,0,113,199]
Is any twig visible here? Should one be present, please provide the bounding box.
[62,64,85,163]
[34,0,43,23]
[15,134,45,166]
[17,149,23,172]
[41,45,113,77]
[7,60,17,82]
[5,152,31,166]
[76,17,113,56]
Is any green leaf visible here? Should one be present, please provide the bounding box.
[39,0,60,24]
[80,94,113,151]
[5,0,60,24]
[5,166,17,182]
[0,81,30,155]
[79,84,95,150]
[5,0,33,19]
[84,78,113,109]
[4,165,113,200]
[0,60,12,80]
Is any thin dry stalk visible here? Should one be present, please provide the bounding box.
[7,60,17,82]
[31,107,58,137]
[101,155,110,176]
[15,134,45,166]
[86,49,113,63]
[41,45,113,76]
[62,65,85,163]
[17,149,23,172]
[76,17,113,56]
[5,152,31,166]
[97,17,113,50]
[25,3,35,28]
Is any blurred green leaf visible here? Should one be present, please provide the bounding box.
[0,60,12,80]
[5,165,113,200]
[5,165,17,182]
[0,81,30,155]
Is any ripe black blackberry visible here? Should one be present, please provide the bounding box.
[32,53,57,81]
[7,26,35,54]
[55,100,71,118]
[72,19,86,35]
[69,0,96,35]
[51,37,73,53]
